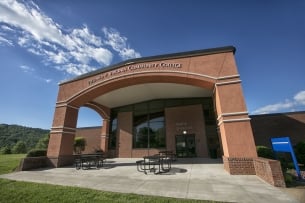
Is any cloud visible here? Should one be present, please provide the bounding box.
[1,24,14,31]
[45,79,52,83]
[20,65,34,72]
[252,90,305,114]
[20,64,52,83]
[0,35,13,46]
[102,27,141,60]
[294,90,305,105]
[0,0,140,76]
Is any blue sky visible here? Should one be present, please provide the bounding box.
[0,0,305,129]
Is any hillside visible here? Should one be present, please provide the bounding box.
[0,124,49,149]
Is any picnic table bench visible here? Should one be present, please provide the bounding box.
[136,153,172,174]
[74,153,105,170]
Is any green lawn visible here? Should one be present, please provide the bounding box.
[0,154,26,175]
[0,154,225,203]
[0,179,223,203]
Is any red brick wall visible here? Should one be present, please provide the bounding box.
[18,157,47,171]
[254,157,286,187]
[223,156,256,175]
[251,111,305,147]
[75,126,102,154]
[131,149,163,157]
[165,104,209,157]
[117,112,133,157]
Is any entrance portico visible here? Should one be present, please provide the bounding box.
[47,46,258,174]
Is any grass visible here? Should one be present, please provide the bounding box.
[0,179,223,203]
[0,154,26,175]
[0,154,225,203]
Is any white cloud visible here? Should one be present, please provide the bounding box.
[294,90,305,105]
[0,35,13,46]
[119,48,141,60]
[102,27,141,60]
[55,63,97,76]
[44,49,68,64]
[252,101,294,114]
[20,64,53,84]
[0,0,140,77]
[20,65,34,72]
[0,0,64,44]
[45,79,52,83]
[17,36,29,46]
[88,47,113,65]
[71,26,102,47]
[252,90,305,114]
[1,24,14,32]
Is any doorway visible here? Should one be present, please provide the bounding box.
[175,134,196,157]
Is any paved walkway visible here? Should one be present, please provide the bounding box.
[0,158,300,203]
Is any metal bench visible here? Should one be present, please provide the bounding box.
[74,153,105,170]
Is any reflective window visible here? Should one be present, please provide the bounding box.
[148,112,165,148]
[133,102,165,148]
[108,116,117,149]
[109,97,217,150]
[133,114,149,148]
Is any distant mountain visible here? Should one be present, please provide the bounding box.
[0,124,50,149]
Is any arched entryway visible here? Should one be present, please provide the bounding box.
[47,46,257,175]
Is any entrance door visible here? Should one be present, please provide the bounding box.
[175,134,196,157]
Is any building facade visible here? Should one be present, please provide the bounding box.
[75,111,305,154]
[47,46,258,175]
[251,111,305,147]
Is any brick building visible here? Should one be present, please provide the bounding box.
[47,46,285,181]
[251,111,305,147]
[75,111,305,155]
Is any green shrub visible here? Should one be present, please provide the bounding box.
[284,173,294,185]
[295,141,305,165]
[0,146,12,154]
[256,146,275,159]
[26,149,47,157]
[74,137,86,154]
[35,135,49,150]
[12,141,27,154]
[279,155,293,171]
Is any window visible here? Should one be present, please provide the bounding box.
[108,115,117,149]
[109,97,215,150]
[133,101,165,148]
[133,113,149,148]
[148,112,165,148]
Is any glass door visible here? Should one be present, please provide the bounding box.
[175,134,196,157]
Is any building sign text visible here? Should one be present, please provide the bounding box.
[88,62,182,85]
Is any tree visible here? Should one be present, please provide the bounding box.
[0,124,49,149]
[74,137,86,154]
[0,146,11,154]
[295,141,305,165]
[256,146,275,159]
[12,141,27,154]
[35,134,50,149]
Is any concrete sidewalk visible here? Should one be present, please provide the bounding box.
[0,158,300,203]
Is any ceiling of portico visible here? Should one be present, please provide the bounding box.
[93,83,212,108]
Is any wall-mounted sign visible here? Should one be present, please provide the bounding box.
[88,62,182,85]
[175,122,193,133]
[271,136,302,179]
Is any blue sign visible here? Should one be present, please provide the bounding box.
[271,137,302,179]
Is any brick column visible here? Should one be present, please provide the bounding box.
[100,119,110,153]
[117,112,132,157]
[214,80,257,175]
[47,104,79,167]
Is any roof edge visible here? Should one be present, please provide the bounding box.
[60,45,236,85]
[250,111,305,117]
